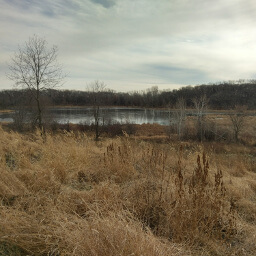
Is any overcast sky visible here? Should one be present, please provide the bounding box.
[1,0,256,92]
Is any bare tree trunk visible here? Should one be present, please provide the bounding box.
[193,95,208,142]
[175,97,186,140]
[7,35,64,138]
[229,105,247,142]
[87,80,106,141]
[94,106,100,140]
[35,87,45,137]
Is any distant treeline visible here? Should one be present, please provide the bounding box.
[1,80,256,109]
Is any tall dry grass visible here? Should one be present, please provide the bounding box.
[0,127,256,255]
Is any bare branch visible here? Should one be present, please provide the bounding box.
[7,35,65,133]
[229,105,247,142]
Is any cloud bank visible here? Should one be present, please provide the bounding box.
[1,0,256,91]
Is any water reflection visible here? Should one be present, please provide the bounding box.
[2,108,254,125]
[0,107,172,125]
[49,107,170,125]
[0,112,14,122]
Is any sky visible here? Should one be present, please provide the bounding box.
[1,0,256,92]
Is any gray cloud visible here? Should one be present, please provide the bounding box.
[144,64,210,85]
[1,0,256,91]
[90,0,116,8]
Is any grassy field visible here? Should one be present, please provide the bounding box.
[0,125,256,255]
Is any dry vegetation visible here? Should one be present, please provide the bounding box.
[0,125,256,256]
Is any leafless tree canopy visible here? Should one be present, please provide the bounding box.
[87,80,106,104]
[193,94,209,141]
[229,105,247,142]
[7,35,63,92]
[192,94,208,118]
[174,97,186,139]
[7,35,64,133]
[87,80,107,140]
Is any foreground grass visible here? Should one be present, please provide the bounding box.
[0,127,256,255]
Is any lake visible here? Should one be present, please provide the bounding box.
[0,107,172,125]
[2,107,248,125]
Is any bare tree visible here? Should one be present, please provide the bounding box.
[7,35,64,134]
[229,105,247,142]
[174,97,186,139]
[87,80,106,140]
[146,86,159,107]
[193,94,208,141]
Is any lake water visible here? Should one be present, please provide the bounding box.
[50,107,171,125]
[3,107,248,125]
[0,107,172,125]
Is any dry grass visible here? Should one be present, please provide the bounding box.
[0,126,256,255]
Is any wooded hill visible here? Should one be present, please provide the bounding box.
[1,80,255,109]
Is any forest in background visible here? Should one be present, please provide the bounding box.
[0,80,255,110]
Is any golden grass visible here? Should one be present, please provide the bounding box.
[0,109,14,113]
[0,127,256,255]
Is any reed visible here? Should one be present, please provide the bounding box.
[0,127,255,255]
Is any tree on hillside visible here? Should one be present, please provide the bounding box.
[7,35,64,134]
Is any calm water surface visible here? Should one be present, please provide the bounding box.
[0,107,171,125]
[0,112,14,123]
[2,107,251,125]
[50,107,171,125]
